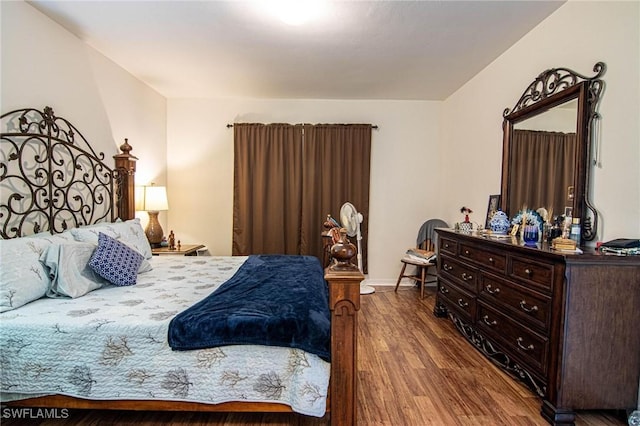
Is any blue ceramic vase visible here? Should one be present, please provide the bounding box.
[489,210,510,235]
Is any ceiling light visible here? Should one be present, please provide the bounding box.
[263,0,326,26]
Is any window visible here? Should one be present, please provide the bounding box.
[233,123,371,271]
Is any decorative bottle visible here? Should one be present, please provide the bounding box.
[569,218,581,246]
[562,214,572,239]
[547,216,562,243]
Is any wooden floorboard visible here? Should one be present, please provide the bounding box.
[2,286,630,425]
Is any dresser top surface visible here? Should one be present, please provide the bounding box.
[436,228,640,266]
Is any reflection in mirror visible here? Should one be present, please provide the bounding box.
[508,99,577,219]
[500,62,605,241]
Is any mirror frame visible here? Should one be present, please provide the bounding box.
[500,62,605,241]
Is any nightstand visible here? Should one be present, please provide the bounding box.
[151,244,205,256]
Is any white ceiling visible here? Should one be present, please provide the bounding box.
[28,0,565,101]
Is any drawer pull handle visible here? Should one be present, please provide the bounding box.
[488,257,494,263]
[519,300,539,313]
[464,250,470,255]
[440,286,449,294]
[482,315,497,326]
[461,273,474,281]
[485,285,500,294]
[445,243,450,248]
[443,264,453,271]
[457,298,469,308]
[516,337,534,352]
[524,268,532,276]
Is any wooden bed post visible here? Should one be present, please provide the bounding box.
[113,138,138,221]
[324,232,364,426]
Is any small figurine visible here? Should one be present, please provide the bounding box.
[460,206,473,223]
[168,230,176,250]
[177,240,181,251]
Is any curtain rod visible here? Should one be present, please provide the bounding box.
[226,123,378,129]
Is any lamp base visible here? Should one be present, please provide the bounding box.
[145,211,164,247]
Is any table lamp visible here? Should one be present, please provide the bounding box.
[139,184,168,247]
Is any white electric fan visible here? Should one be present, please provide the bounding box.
[339,202,375,295]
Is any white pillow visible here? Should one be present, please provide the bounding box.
[0,237,52,312]
[40,239,152,299]
[27,229,76,244]
[41,242,108,298]
[71,218,153,259]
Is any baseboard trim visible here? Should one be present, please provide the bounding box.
[363,280,437,287]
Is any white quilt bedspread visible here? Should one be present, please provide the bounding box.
[0,256,330,417]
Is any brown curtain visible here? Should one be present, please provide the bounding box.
[302,124,372,272]
[233,123,372,272]
[233,123,304,255]
[509,130,576,215]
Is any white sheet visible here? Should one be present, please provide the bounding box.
[0,255,329,417]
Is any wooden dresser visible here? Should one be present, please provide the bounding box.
[433,228,640,425]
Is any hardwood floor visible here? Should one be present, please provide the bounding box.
[2,286,630,425]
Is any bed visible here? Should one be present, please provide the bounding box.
[0,106,363,425]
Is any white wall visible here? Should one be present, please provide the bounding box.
[167,98,443,284]
[441,1,640,242]
[0,1,167,229]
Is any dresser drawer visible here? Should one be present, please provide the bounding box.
[438,279,476,322]
[509,255,556,293]
[478,273,551,332]
[440,237,458,255]
[477,302,548,375]
[439,255,478,294]
[459,242,507,275]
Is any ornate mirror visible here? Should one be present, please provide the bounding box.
[500,62,605,241]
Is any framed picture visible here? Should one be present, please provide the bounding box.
[485,194,501,229]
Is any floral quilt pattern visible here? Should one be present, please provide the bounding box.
[0,256,330,417]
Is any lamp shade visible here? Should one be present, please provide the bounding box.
[140,185,169,212]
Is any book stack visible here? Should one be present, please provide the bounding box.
[552,237,577,251]
[405,248,436,263]
[599,238,640,256]
[600,246,640,256]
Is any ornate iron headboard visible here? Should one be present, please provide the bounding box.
[0,106,137,239]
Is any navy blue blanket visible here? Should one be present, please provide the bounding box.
[168,255,331,362]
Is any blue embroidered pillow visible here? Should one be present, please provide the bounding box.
[89,232,144,286]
